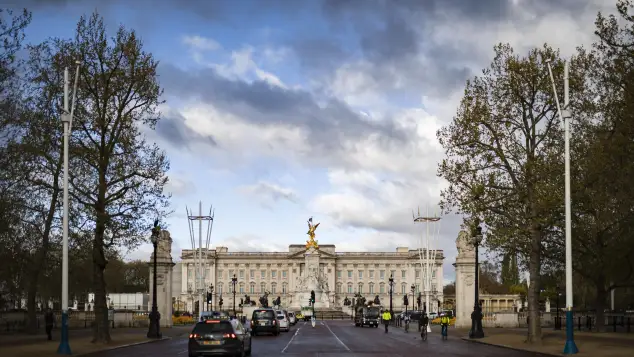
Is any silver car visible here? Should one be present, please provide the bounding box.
[287,311,297,325]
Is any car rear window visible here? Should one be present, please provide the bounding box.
[253,310,274,319]
[277,314,285,319]
[193,321,234,334]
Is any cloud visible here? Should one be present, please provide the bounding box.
[164,175,196,196]
[238,181,299,208]
[182,35,220,51]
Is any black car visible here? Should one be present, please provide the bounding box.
[250,308,280,336]
[188,319,252,357]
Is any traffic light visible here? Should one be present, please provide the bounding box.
[219,297,224,307]
[403,295,409,306]
[416,295,421,308]
[207,293,212,303]
[310,290,315,303]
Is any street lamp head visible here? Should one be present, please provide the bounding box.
[389,274,394,284]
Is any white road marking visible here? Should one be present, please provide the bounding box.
[281,323,302,353]
[323,321,351,351]
[177,349,188,354]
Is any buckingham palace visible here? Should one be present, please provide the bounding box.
[170,243,445,314]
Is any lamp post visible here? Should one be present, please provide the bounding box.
[231,274,237,317]
[147,220,162,339]
[410,285,415,311]
[545,59,578,354]
[209,284,214,311]
[469,223,484,339]
[57,62,80,356]
[388,274,394,317]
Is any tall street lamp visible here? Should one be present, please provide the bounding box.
[388,274,394,316]
[231,274,238,317]
[545,59,578,354]
[469,224,484,339]
[209,284,214,311]
[147,220,162,339]
[57,62,80,356]
[410,284,415,311]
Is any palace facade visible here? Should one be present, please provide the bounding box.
[171,244,444,313]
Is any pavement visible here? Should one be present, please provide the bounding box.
[458,327,634,357]
[82,320,545,356]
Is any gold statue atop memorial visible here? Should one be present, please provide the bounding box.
[306,216,320,249]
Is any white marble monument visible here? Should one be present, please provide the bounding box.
[453,225,476,328]
[149,230,176,328]
[291,246,331,309]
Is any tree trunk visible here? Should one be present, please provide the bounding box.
[526,214,542,344]
[26,180,60,334]
[594,275,607,332]
[91,215,111,344]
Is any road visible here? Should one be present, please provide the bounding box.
[89,320,545,356]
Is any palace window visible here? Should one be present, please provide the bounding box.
[380,284,385,294]
[401,270,406,279]
[261,270,266,279]
[218,283,223,295]
[358,283,363,293]
[217,269,223,279]
[260,282,266,292]
[337,270,342,278]
[188,268,193,278]
[401,284,406,294]
[336,284,342,293]
[416,284,420,293]
[369,283,374,294]
[282,270,287,278]
[250,283,255,294]
[250,270,255,279]
[229,270,234,278]
[282,283,287,294]
[369,270,374,279]
[272,283,277,294]
[416,270,420,278]
[391,270,395,278]
[239,283,244,294]
[272,270,277,279]
[358,271,363,279]
[239,270,244,279]
[347,270,352,279]
[380,270,385,279]
[347,284,353,294]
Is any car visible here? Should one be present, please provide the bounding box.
[296,312,304,320]
[276,310,290,332]
[250,308,280,336]
[188,318,252,357]
[287,311,297,325]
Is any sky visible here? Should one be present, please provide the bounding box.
[6,0,615,283]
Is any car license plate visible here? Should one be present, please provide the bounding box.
[260,322,266,326]
[203,341,221,345]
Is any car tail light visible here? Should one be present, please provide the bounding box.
[222,333,236,339]
[189,333,200,338]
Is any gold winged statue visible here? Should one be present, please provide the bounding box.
[306,217,320,249]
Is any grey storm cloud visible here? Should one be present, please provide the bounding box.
[156,63,410,150]
[156,109,217,150]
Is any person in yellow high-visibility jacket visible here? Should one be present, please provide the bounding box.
[381,310,392,333]
[440,314,450,338]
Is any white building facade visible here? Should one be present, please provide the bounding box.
[172,244,444,313]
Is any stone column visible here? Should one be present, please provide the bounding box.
[453,228,476,328]
[149,230,176,328]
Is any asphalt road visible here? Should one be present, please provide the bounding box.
[88,321,546,356]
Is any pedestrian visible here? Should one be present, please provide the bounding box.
[381,309,391,333]
[44,308,55,341]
